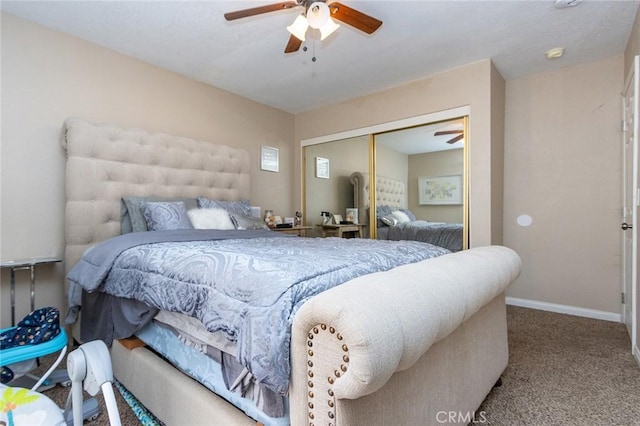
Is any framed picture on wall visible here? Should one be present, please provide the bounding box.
[418,175,463,205]
[260,146,279,172]
[316,157,330,179]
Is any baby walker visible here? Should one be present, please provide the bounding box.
[0,307,121,425]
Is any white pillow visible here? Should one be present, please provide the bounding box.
[187,208,235,230]
[391,210,411,224]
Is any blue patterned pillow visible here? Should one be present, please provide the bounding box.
[122,196,198,233]
[141,201,193,231]
[197,197,251,216]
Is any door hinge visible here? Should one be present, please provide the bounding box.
[622,292,626,304]
[622,120,629,132]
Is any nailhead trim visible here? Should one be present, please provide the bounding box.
[306,323,350,425]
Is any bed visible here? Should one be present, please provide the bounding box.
[350,171,464,251]
[63,118,521,426]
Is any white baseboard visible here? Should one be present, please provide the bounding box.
[505,297,622,323]
[634,345,640,367]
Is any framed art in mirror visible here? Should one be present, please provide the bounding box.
[316,157,330,179]
[418,175,463,205]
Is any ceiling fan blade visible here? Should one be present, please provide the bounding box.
[285,35,303,53]
[328,2,382,34]
[224,1,298,21]
[434,130,464,136]
[447,134,465,144]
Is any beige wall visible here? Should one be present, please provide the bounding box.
[294,60,503,249]
[504,55,623,314]
[408,149,464,223]
[376,144,408,188]
[0,13,293,326]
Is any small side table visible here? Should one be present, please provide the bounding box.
[272,226,312,237]
[318,224,366,238]
[1,257,62,326]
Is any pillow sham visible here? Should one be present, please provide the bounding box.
[229,213,270,230]
[141,201,193,231]
[187,208,235,230]
[122,196,198,233]
[391,210,411,224]
[197,198,252,216]
[380,214,398,227]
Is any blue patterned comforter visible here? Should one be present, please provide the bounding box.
[67,229,449,394]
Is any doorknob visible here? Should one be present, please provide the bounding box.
[621,222,633,230]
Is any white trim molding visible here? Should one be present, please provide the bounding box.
[300,106,470,147]
[634,344,640,367]
[506,297,622,323]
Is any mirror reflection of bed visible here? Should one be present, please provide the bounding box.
[368,117,466,251]
[350,171,463,251]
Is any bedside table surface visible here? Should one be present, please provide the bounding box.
[1,257,62,268]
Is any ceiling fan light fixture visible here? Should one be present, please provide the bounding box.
[307,1,330,29]
[287,14,309,41]
[545,46,565,59]
[319,18,340,40]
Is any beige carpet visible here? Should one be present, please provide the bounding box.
[32,306,640,425]
[479,306,640,425]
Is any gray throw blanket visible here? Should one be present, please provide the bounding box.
[67,229,449,394]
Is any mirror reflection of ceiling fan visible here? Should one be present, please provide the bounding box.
[224,1,383,54]
[434,130,464,144]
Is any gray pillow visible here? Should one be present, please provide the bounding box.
[197,197,252,216]
[230,213,269,230]
[122,196,198,233]
[141,201,193,231]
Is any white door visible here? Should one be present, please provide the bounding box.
[622,55,638,350]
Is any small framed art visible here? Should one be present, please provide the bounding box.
[261,146,279,172]
[345,208,358,224]
[316,157,330,179]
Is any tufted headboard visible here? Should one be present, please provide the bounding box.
[349,171,406,226]
[62,118,251,275]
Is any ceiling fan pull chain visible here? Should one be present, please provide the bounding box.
[312,33,317,62]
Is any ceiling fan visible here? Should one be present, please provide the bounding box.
[224,1,383,54]
[434,130,464,144]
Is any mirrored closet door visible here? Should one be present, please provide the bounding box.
[301,114,469,250]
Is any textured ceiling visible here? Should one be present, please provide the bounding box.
[2,0,639,113]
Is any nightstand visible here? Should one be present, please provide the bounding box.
[318,224,366,238]
[272,226,312,237]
